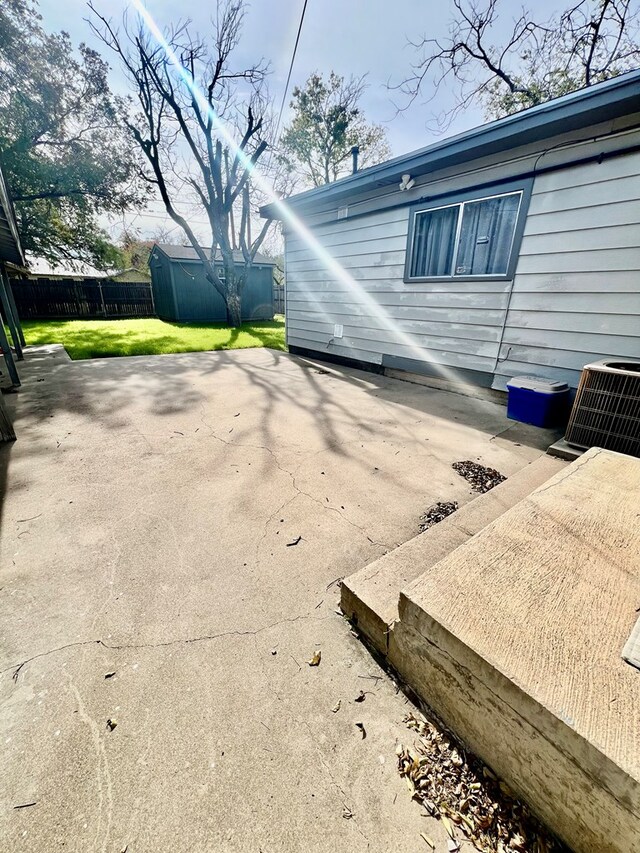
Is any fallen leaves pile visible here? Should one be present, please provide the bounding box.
[452,461,507,494]
[419,501,459,532]
[397,713,565,853]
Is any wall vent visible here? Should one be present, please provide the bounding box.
[565,359,640,457]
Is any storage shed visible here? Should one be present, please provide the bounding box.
[149,243,275,323]
[261,70,640,392]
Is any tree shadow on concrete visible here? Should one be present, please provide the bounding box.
[0,343,559,535]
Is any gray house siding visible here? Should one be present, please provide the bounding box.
[493,151,640,389]
[284,131,640,390]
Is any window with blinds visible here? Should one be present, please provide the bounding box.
[405,187,527,282]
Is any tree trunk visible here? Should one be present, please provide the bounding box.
[220,257,242,328]
[227,289,241,327]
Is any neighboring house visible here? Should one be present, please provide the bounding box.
[19,258,107,280]
[149,244,276,323]
[13,260,149,284]
[262,69,640,392]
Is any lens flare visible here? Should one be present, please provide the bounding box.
[131,0,468,387]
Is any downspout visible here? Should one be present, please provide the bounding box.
[492,279,517,383]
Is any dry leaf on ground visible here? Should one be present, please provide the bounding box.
[307,650,321,666]
[397,712,566,853]
[452,461,506,493]
[419,501,459,531]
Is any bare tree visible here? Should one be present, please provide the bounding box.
[397,0,640,127]
[89,1,273,326]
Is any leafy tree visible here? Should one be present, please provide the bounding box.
[90,0,274,327]
[118,227,174,271]
[279,72,392,187]
[399,0,640,125]
[118,231,153,272]
[0,0,146,269]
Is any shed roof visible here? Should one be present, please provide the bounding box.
[261,68,640,217]
[153,243,275,266]
[0,165,25,266]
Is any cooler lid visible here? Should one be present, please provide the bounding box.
[506,375,569,393]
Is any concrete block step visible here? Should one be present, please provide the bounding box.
[388,448,640,852]
[341,454,566,655]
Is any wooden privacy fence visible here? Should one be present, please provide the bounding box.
[10,277,155,320]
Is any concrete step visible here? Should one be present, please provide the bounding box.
[341,454,567,655]
[387,448,640,852]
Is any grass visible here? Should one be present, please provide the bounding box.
[21,316,286,360]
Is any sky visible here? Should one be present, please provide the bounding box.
[38,0,560,244]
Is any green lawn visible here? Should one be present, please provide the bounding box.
[21,317,286,360]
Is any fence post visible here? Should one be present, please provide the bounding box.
[98,280,107,317]
[3,269,25,347]
[0,264,23,360]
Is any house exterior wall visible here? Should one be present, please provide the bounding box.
[494,151,640,389]
[284,124,640,390]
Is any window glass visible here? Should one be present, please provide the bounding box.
[454,193,521,276]
[410,205,459,278]
[407,190,523,279]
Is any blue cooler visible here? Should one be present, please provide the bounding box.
[506,376,570,428]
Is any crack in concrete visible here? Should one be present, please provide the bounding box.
[68,677,114,853]
[3,613,328,681]
[489,423,517,442]
[290,472,390,549]
[257,641,371,848]
[199,415,393,562]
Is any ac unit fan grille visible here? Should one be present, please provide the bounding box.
[565,365,640,457]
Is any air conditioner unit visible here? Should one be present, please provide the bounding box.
[565,359,640,457]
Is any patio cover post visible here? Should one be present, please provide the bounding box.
[0,390,16,441]
[0,264,23,360]
[3,267,25,346]
[0,311,20,387]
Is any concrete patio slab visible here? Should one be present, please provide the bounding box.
[390,448,640,852]
[1,346,557,852]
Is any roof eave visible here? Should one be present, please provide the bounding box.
[0,169,25,267]
[260,70,640,218]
